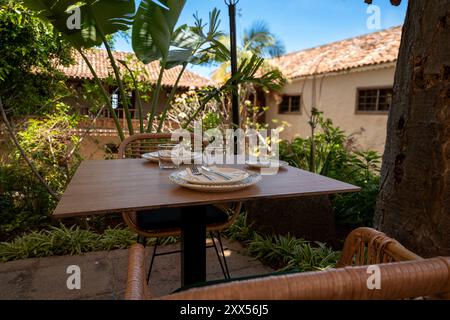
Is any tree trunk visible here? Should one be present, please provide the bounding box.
[374,0,450,257]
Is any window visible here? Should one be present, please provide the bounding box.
[109,90,136,119]
[279,95,301,114]
[357,88,393,113]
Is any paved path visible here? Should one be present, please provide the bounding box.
[0,240,272,300]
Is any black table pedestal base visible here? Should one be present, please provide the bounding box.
[180,206,207,287]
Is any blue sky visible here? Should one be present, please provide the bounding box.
[115,0,407,78]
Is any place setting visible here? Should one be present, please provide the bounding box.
[169,164,262,193]
[141,144,263,193]
[141,144,203,166]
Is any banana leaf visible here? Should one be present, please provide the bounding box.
[22,0,135,49]
[132,0,186,64]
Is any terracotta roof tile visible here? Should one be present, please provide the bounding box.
[59,49,213,88]
[271,26,402,79]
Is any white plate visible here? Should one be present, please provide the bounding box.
[142,152,160,163]
[169,172,262,193]
[245,159,289,169]
[142,152,203,163]
[176,167,250,185]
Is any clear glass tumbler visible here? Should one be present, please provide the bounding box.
[158,144,180,169]
[204,146,226,166]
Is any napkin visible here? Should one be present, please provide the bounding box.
[184,167,247,184]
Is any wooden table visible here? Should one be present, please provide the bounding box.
[54,159,360,286]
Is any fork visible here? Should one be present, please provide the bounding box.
[201,166,232,181]
[190,165,213,181]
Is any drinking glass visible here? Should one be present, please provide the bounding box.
[158,144,180,169]
[204,146,226,166]
[258,145,271,166]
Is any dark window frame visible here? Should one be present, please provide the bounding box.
[109,88,137,119]
[278,94,302,114]
[356,87,393,114]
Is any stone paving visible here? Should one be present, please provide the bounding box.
[0,239,273,300]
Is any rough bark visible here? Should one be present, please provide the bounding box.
[374,0,450,257]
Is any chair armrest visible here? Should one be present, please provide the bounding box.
[337,227,422,267]
[125,243,148,300]
[160,258,450,300]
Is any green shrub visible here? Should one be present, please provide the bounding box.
[98,227,137,250]
[279,111,381,227]
[0,165,54,239]
[225,213,339,272]
[247,233,340,272]
[224,212,256,243]
[0,104,84,239]
[0,225,137,262]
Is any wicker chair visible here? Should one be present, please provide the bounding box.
[337,227,423,267]
[124,227,450,300]
[118,133,242,283]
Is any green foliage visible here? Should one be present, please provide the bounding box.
[14,103,83,191]
[242,100,270,131]
[202,112,222,131]
[0,165,52,239]
[22,0,135,49]
[133,0,187,63]
[331,151,381,226]
[182,56,285,129]
[279,111,381,227]
[243,21,286,58]
[161,89,222,132]
[0,0,73,115]
[212,19,285,83]
[225,213,339,272]
[280,110,348,175]
[248,233,340,272]
[0,225,137,262]
[99,227,138,251]
[0,104,83,238]
[224,212,256,243]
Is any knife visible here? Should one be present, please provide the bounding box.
[201,166,232,180]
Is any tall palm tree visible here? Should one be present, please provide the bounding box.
[210,20,285,129]
[212,20,285,83]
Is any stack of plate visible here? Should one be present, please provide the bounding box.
[169,167,262,193]
[245,159,289,169]
[142,151,203,163]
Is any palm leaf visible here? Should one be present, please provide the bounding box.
[132,0,186,64]
[167,8,227,69]
[23,0,135,48]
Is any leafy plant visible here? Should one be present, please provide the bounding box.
[224,212,256,243]
[0,0,73,115]
[22,1,230,139]
[280,113,382,227]
[133,4,227,133]
[14,103,84,190]
[247,233,340,272]
[0,104,84,238]
[0,223,186,262]
[212,20,285,83]
[182,55,285,129]
[224,213,339,272]
[0,225,138,262]
[99,226,137,250]
[0,164,53,239]
[132,0,187,132]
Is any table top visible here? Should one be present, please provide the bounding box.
[53,159,361,218]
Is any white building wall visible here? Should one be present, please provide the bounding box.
[266,65,396,153]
